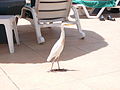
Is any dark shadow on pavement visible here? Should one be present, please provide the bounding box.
[0,25,108,63]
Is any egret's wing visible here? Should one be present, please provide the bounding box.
[47,40,64,62]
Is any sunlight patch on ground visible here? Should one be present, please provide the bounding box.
[18,18,31,25]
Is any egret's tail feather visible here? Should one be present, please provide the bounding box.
[47,58,50,62]
[47,56,55,62]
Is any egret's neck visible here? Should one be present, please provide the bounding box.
[59,27,65,40]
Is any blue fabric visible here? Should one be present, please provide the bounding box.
[72,0,116,8]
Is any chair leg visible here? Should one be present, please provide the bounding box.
[32,9,45,44]
[72,6,86,39]
[76,21,86,39]
[4,22,14,53]
[12,18,20,45]
[34,23,45,44]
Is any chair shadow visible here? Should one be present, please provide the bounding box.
[60,28,108,61]
[0,25,108,63]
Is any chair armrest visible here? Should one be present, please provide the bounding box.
[21,6,34,18]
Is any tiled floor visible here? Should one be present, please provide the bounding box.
[0,15,120,90]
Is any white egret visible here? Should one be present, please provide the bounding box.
[47,23,65,71]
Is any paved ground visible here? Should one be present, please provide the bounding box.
[0,14,120,90]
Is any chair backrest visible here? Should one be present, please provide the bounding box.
[35,0,72,21]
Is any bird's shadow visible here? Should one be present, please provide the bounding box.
[47,68,78,72]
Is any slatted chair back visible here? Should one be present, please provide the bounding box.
[35,0,72,21]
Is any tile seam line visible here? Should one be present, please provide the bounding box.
[22,42,47,58]
[80,69,120,81]
[79,70,120,90]
[54,77,94,90]
[21,42,39,53]
[75,46,90,53]
[0,66,20,90]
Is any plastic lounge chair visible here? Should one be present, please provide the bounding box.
[0,15,20,53]
[21,0,86,44]
[0,0,25,53]
[72,0,120,18]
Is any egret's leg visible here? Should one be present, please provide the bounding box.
[57,61,60,69]
[55,57,60,69]
[51,61,54,70]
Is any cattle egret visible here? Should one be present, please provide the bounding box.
[47,24,65,71]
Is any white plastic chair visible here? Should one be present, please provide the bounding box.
[73,0,120,18]
[21,0,86,44]
[0,15,20,53]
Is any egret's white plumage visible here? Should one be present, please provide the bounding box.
[47,24,65,70]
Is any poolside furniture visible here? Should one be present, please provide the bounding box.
[72,0,120,18]
[0,0,25,15]
[21,0,86,44]
[0,0,25,43]
[0,15,20,53]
